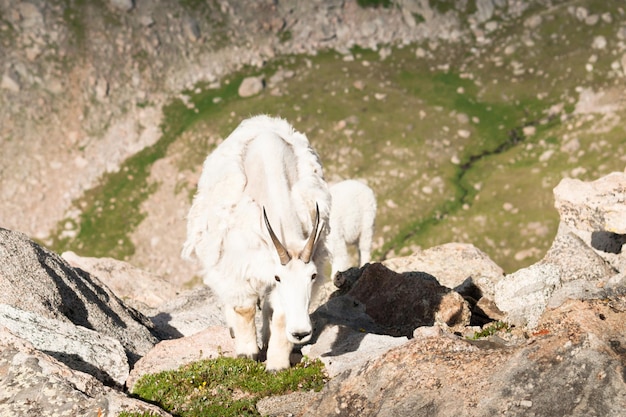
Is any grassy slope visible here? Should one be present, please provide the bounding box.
[50,1,626,273]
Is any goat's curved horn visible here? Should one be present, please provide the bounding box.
[263,207,291,265]
[299,204,320,264]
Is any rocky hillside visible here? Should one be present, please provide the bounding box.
[2,0,626,284]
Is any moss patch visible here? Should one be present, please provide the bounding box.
[128,356,327,417]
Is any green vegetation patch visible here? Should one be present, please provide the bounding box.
[470,321,510,340]
[357,0,393,8]
[48,76,245,259]
[129,356,327,417]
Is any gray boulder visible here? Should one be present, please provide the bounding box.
[553,171,626,272]
[0,325,171,417]
[62,251,180,311]
[0,228,159,365]
[494,263,562,329]
[146,285,225,339]
[553,171,626,234]
[0,304,129,387]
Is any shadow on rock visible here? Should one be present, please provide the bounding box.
[314,263,472,336]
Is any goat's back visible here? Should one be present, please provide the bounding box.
[183,115,331,271]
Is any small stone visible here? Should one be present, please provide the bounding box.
[238,76,264,98]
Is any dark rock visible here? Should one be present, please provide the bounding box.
[345,263,471,337]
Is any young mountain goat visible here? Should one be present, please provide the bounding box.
[327,180,377,280]
[182,115,330,371]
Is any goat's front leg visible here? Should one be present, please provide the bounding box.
[265,310,293,371]
[225,304,259,360]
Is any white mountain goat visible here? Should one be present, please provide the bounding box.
[182,115,330,371]
[327,179,377,279]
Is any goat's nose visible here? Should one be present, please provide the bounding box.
[291,331,311,341]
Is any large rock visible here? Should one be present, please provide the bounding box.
[0,325,171,417]
[302,324,408,378]
[543,222,618,282]
[553,172,626,272]
[298,296,626,417]
[383,242,505,300]
[342,263,471,336]
[146,285,225,339]
[383,242,506,324]
[494,263,561,329]
[495,223,618,328]
[0,228,159,365]
[495,172,625,329]
[0,304,129,387]
[554,171,626,234]
[62,251,180,311]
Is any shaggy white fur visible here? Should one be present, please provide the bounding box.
[327,179,377,279]
[182,115,330,371]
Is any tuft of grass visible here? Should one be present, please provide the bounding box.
[470,321,510,340]
[130,356,328,417]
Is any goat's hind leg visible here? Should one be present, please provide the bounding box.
[225,303,259,360]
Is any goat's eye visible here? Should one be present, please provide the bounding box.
[311,273,317,281]
[275,276,281,283]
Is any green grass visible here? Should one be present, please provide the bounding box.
[127,356,327,417]
[470,321,510,340]
[48,75,246,259]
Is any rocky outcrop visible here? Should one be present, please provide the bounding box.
[495,171,626,328]
[0,325,171,417]
[339,263,471,336]
[554,171,626,235]
[0,304,129,387]
[299,296,626,417]
[383,242,505,299]
[383,242,506,325]
[62,250,180,310]
[0,228,159,366]
[553,171,626,272]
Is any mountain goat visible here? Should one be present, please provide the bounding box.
[327,180,377,279]
[182,115,330,371]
